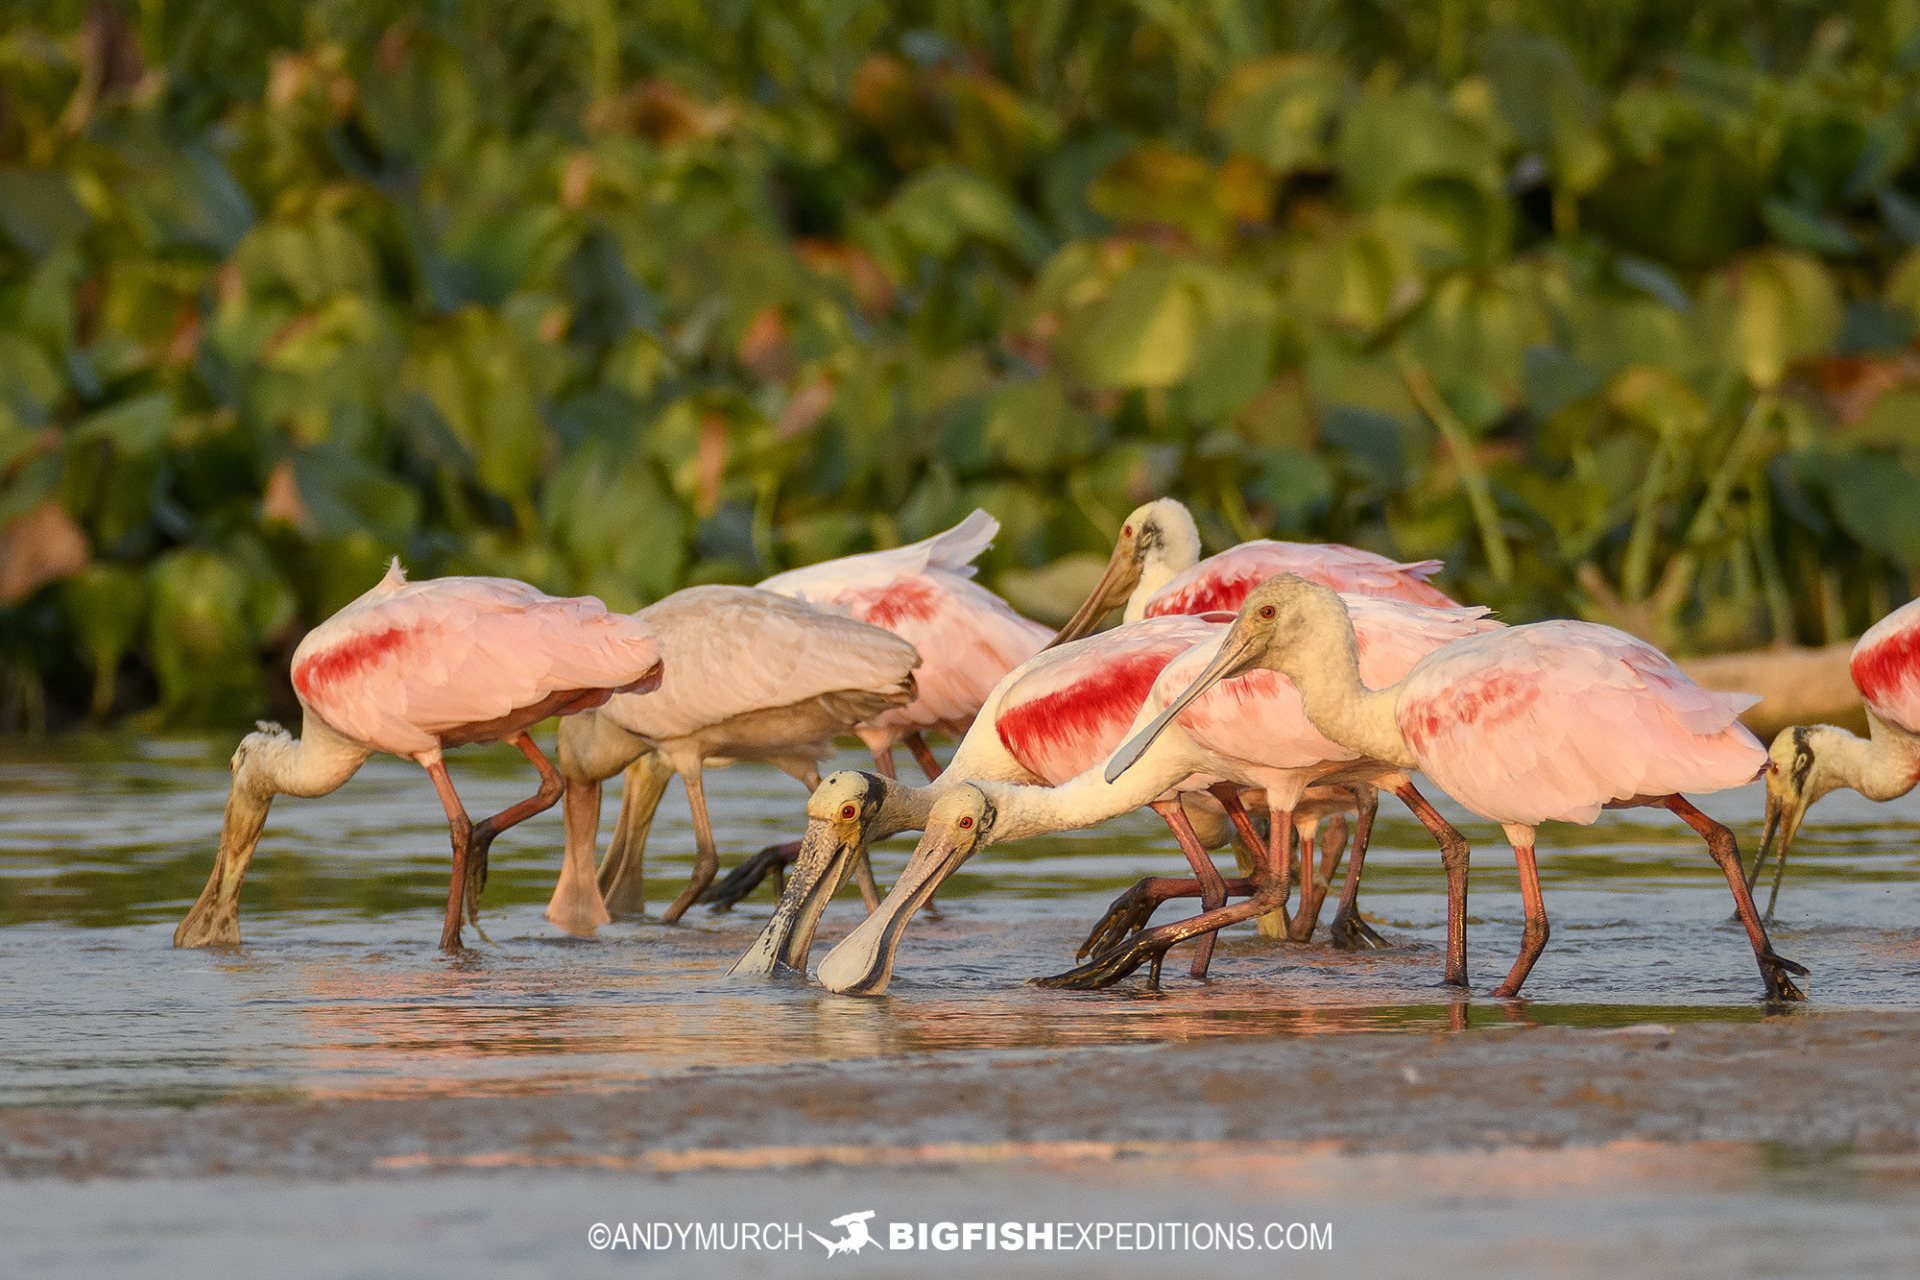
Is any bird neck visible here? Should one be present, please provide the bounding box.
[1824,714,1920,803]
[976,752,1184,844]
[245,714,372,801]
[1279,608,1417,771]
[874,775,947,839]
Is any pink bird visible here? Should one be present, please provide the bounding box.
[174,562,662,953]
[813,596,1499,995]
[1052,498,1456,644]
[1107,575,1805,1002]
[1751,594,1920,913]
[758,509,1053,780]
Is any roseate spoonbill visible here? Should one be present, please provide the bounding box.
[1102,576,1806,1001]
[759,509,1053,780]
[725,615,1270,979]
[541,585,919,932]
[174,561,662,953]
[1051,498,1456,644]
[1750,595,1920,914]
[812,597,1500,996]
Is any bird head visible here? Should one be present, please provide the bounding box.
[729,770,891,980]
[816,783,997,996]
[1103,574,1339,783]
[1049,498,1200,646]
[1755,724,1848,903]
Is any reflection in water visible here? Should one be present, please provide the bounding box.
[2,735,1917,1108]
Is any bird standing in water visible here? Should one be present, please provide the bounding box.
[174,561,662,953]
[1100,576,1804,1002]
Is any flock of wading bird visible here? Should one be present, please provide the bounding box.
[173,500,1920,1003]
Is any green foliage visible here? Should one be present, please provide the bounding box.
[5,0,1920,725]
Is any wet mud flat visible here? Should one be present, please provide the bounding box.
[5,1012,1920,1279]
[7,1009,1920,1177]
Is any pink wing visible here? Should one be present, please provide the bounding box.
[292,567,660,757]
[994,616,1221,784]
[1850,596,1920,736]
[1166,596,1501,772]
[1143,541,1458,617]
[612,586,919,742]
[1399,621,1764,827]
[758,511,1050,739]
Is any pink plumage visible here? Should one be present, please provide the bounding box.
[993,615,1222,784]
[1849,595,1920,737]
[758,510,1052,747]
[291,561,661,760]
[1143,541,1457,618]
[1398,621,1764,827]
[1167,598,1503,774]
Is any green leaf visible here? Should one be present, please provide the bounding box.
[70,395,174,456]
[1761,199,1860,257]
[1827,450,1920,568]
[0,169,89,260]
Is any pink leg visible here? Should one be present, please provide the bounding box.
[905,732,943,782]
[1038,807,1295,991]
[462,732,566,924]
[423,759,475,953]
[1393,781,1470,989]
[1662,795,1808,1001]
[1151,798,1230,979]
[1490,829,1548,998]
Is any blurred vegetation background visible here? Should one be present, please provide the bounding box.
[5,0,1920,729]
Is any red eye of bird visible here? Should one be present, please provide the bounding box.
[840,803,857,820]
[1122,524,1133,536]
[958,816,973,829]
[1259,605,1276,619]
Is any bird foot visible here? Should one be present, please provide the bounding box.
[700,842,799,911]
[1075,879,1162,959]
[1329,910,1389,951]
[1761,948,1809,1003]
[1033,933,1179,991]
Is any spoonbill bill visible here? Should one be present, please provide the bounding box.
[1050,498,1457,645]
[542,586,919,932]
[1750,594,1920,914]
[174,561,662,953]
[812,596,1500,995]
[1102,576,1804,1002]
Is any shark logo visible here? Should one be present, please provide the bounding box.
[810,1210,883,1257]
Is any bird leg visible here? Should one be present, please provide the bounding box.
[1037,809,1294,991]
[662,767,719,923]
[462,733,565,927]
[598,752,676,916]
[424,759,476,953]
[1393,781,1471,989]
[906,732,943,782]
[1151,798,1230,979]
[1490,828,1550,998]
[1328,785,1387,950]
[547,775,611,936]
[1212,783,1288,939]
[1078,876,1257,958]
[700,841,803,909]
[1660,794,1809,1002]
[1287,813,1346,943]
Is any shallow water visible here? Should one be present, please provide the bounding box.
[3,734,1918,1110]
